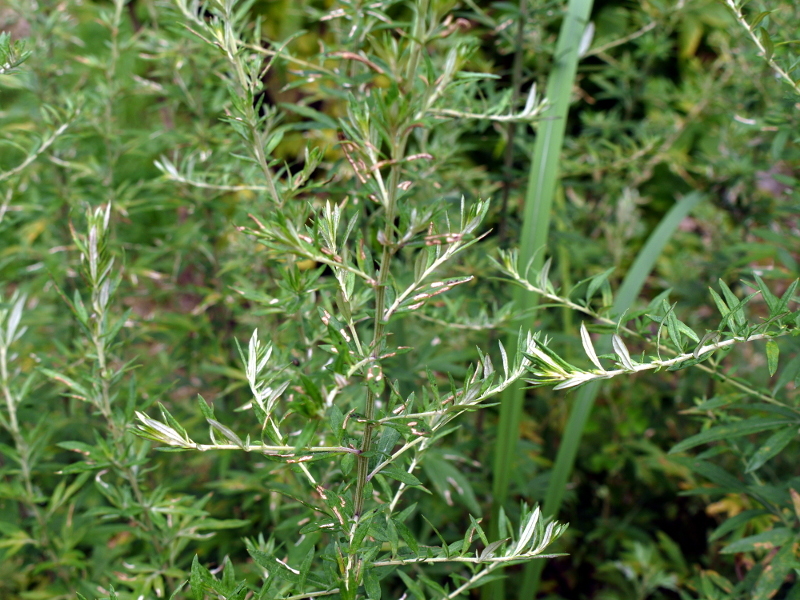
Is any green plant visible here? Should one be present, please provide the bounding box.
[132,0,575,595]
[2,0,800,598]
[500,252,800,599]
[3,0,571,597]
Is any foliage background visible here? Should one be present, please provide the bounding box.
[0,0,798,598]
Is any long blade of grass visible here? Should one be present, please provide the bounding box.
[520,191,705,595]
[487,0,594,597]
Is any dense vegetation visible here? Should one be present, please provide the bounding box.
[0,0,798,599]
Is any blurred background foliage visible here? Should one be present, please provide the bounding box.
[0,0,798,598]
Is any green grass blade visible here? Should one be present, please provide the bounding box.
[487,0,594,597]
[520,191,706,595]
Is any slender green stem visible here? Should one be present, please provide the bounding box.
[353,0,430,521]
[521,191,703,594]
[0,308,56,558]
[510,270,799,413]
[92,310,161,549]
[353,122,407,519]
[490,1,594,596]
[0,119,74,185]
[723,0,800,96]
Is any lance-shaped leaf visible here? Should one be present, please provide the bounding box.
[766,340,779,377]
[207,419,245,449]
[580,322,603,371]
[612,334,635,370]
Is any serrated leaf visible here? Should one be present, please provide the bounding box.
[709,287,730,322]
[718,280,741,322]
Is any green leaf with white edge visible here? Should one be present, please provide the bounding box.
[159,402,189,443]
[612,334,635,370]
[479,539,507,561]
[670,418,793,454]
[580,322,603,370]
[766,340,779,377]
[745,426,798,472]
[720,527,793,554]
[207,419,245,449]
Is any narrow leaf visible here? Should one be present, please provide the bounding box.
[580,322,603,371]
[721,527,792,554]
[745,426,797,472]
[752,543,795,600]
[612,334,634,370]
[766,340,779,377]
[670,418,791,454]
[758,27,774,61]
